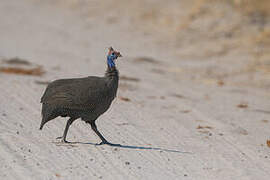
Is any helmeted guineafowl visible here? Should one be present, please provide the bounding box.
[40,47,122,145]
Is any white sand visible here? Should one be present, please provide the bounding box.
[0,0,270,179]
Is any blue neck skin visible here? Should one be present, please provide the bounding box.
[107,55,116,68]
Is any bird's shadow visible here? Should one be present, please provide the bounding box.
[68,141,192,154]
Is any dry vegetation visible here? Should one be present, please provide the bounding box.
[54,0,270,88]
[184,0,270,75]
[139,0,270,88]
[233,0,270,15]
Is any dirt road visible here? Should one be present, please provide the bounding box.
[0,0,270,179]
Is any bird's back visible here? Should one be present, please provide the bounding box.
[41,76,113,113]
[40,76,111,129]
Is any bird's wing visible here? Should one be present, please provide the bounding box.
[41,77,107,110]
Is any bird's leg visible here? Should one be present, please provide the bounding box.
[57,117,76,143]
[90,121,120,146]
[90,121,108,144]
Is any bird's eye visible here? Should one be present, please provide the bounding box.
[112,53,115,56]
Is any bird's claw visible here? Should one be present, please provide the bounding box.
[56,136,70,143]
[95,141,106,146]
[96,141,121,147]
[61,139,70,143]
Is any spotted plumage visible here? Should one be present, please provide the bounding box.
[40,47,122,145]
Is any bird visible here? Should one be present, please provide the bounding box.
[39,47,122,146]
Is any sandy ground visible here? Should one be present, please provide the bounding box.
[0,0,270,179]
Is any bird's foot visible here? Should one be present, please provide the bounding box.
[61,139,71,143]
[96,141,121,147]
[56,136,70,143]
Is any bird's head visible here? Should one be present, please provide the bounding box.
[107,47,122,68]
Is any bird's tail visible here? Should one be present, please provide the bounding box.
[39,112,48,130]
[40,104,56,130]
[39,120,45,130]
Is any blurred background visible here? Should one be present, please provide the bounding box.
[51,0,270,89]
[0,0,270,179]
[1,0,270,89]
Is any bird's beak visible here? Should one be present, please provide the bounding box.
[116,51,122,58]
